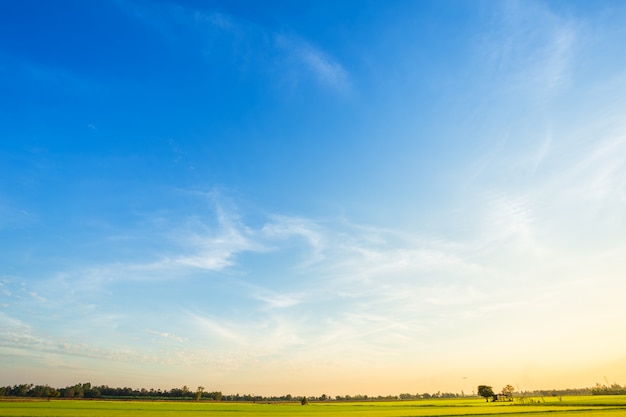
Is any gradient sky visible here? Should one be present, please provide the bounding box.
[2,0,626,397]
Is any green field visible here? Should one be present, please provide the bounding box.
[2,396,626,417]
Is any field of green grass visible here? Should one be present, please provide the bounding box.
[1,396,626,417]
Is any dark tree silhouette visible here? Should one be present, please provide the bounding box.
[477,385,495,402]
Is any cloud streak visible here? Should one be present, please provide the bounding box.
[274,34,349,90]
[116,1,349,92]
[479,0,580,96]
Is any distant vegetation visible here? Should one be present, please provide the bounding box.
[0,383,469,402]
[3,396,626,417]
[1,381,625,401]
[591,383,626,395]
[0,382,463,401]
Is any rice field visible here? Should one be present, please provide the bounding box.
[1,396,626,417]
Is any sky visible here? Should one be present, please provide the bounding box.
[1,0,626,397]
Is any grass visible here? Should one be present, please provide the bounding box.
[1,396,626,417]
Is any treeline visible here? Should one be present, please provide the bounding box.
[0,383,312,402]
[590,383,626,395]
[517,383,626,397]
[518,387,592,397]
[2,382,626,401]
[0,383,224,400]
[0,383,466,402]
[398,392,463,400]
[0,384,59,398]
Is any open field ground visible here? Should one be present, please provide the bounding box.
[2,396,626,417]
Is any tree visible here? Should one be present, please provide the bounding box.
[477,385,495,402]
[502,384,515,399]
[196,386,204,401]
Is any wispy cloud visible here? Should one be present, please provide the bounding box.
[5,181,626,381]
[274,33,349,90]
[194,10,239,34]
[485,194,535,246]
[569,135,626,202]
[252,290,303,309]
[261,215,326,266]
[531,130,552,174]
[480,0,580,96]
[0,310,248,371]
[186,312,245,345]
[147,329,186,344]
[165,196,265,271]
[28,291,46,303]
[116,1,349,92]
[11,196,493,360]
[0,281,12,297]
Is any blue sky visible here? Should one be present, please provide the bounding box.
[2,0,626,396]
